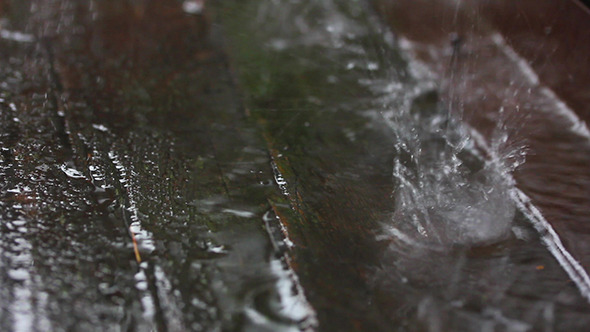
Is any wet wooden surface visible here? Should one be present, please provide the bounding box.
[483,0,590,122]
[1,0,590,331]
[1,1,303,331]
[220,0,590,331]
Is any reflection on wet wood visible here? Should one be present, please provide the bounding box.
[1,1,307,331]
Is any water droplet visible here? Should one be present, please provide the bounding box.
[8,269,29,281]
[207,245,228,255]
[91,124,109,132]
[136,281,148,291]
[182,0,204,14]
[221,208,255,218]
[60,165,85,179]
[269,39,289,51]
[367,62,379,71]
[0,30,34,43]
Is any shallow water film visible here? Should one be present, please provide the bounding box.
[1,0,590,331]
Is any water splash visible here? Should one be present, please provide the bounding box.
[368,45,520,248]
[384,89,518,247]
[385,17,590,304]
